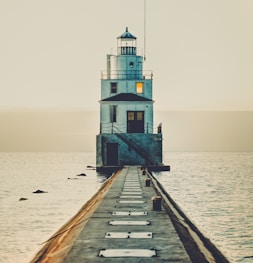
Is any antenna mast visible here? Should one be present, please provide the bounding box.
[144,0,147,61]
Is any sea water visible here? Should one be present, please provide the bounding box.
[0,152,252,263]
[155,152,253,263]
[0,152,105,263]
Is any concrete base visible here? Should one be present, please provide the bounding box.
[31,166,229,263]
[96,164,170,174]
[63,166,191,263]
[96,133,163,167]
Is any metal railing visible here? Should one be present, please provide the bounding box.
[99,122,162,134]
[101,70,153,80]
[109,47,143,57]
[111,126,156,165]
[98,123,162,165]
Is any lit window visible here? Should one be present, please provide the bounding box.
[137,112,143,120]
[128,112,135,120]
[111,82,117,93]
[136,82,143,94]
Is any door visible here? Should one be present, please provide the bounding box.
[127,111,144,133]
[106,143,118,166]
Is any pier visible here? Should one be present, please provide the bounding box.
[31,166,229,263]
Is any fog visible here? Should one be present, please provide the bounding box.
[1,110,252,152]
[0,110,97,151]
[157,111,253,152]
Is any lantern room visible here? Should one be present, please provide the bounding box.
[117,27,137,55]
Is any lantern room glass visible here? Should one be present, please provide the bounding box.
[117,38,137,55]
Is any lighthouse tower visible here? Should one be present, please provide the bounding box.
[96,28,163,169]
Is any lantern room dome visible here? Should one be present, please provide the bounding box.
[118,27,136,39]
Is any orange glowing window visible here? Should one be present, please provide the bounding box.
[128,112,135,120]
[136,82,143,94]
[137,112,143,120]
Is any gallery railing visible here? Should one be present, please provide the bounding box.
[101,70,153,80]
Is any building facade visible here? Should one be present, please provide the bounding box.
[96,28,163,167]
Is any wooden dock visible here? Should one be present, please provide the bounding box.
[31,166,229,263]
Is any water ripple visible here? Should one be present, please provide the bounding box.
[155,152,253,263]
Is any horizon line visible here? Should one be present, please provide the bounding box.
[0,107,253,112]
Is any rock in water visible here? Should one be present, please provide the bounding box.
[33,189,48,194]
[19,197,28,201]
[76,173,86,176]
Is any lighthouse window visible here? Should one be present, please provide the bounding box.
[136,82,144,94]
[128,112,135,120]
[110,105,117,123]
[137,112,143,120]
[129,61,134,68]
[111,82,117,93]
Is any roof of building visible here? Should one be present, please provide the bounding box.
[118,27,136,39]
[101,93,152,102]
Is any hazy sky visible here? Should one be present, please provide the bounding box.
[1,0,253,110]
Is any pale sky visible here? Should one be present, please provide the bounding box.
[1,0,253,111]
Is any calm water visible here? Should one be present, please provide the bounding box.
[156,152,253,263]
[0,152,253,263]
[0,152,106,263]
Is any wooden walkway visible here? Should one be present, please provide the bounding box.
[62,166,191,262]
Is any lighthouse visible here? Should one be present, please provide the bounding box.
[96,28,165,170]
